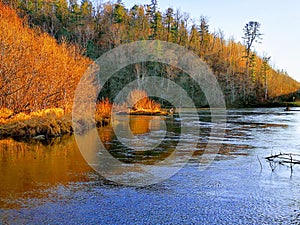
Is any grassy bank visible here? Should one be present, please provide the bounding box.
[0,108,72,139]
[0,107,111,139]
[0,91,168,139]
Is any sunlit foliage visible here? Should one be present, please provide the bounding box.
[128,89,161,113]
[1,0,300,107]
[0,2,91,113]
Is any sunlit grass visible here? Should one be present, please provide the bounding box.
[0,108,14,119]
[0,108,65,124]
[0,108,72,138]
[0,90,165,138]
[128,89,162,114]
[95,98,112,127]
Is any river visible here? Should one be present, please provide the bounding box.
[1,108,300,224]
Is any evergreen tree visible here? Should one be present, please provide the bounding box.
[164,7,173,42]
[242,21,263,103]
[198,16,209,57]
[261,56,271,100]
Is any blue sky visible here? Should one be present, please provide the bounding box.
[121,0,300,81]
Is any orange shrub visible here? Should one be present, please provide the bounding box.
[95,98,112,119]
[128,89,161,112]
[0,2,91,113]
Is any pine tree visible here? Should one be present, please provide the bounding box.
[198,16,209,57]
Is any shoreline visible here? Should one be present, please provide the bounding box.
[0,112,73,140]
[0,104,297,141]
[0,108,111,140]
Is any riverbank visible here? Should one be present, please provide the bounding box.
[226,100,300,109]
[0,102,295,140]
[0,108,110,140]
[0,107,169,140]
[0,108,72,139]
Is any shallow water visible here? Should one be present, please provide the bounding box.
[1,108,300,224]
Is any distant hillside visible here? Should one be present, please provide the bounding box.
[2,0,300,107]
[0,2,91,113]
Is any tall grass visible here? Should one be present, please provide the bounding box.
[0,90,164,139]
[128,89,161,113]
[95,98,112,127]
[0,108,72,138]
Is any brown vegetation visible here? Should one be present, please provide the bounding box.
[0,2,91,114]
[0,108,72,138]
[0,97,117,138]
[95,98,112,127]
[128,90,163,115]
[0,3,108,138]
[6,0,298,105]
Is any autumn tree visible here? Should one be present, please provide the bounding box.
[0,2,91,112]
[1,0,299,107]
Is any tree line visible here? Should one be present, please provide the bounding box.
[1,0,300,108]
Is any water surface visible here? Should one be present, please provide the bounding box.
[1,108,300,224]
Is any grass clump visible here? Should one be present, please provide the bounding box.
[0,108,72,139]
[95,98,112,127]
[128,89,164,114]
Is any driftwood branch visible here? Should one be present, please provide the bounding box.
[265,153,300,172]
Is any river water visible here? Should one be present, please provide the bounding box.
[1,108,300,224]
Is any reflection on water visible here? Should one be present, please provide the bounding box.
[2,108,300,224]
[128,115,165,135]
[106,115,181,164]
[0,136,93,208]
[0,115,182,208]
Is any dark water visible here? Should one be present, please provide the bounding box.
[1,108,300,224]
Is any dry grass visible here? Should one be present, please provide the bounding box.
[0,108,14,119]
[0,100,115,138]
[0,91,163,139]
[95,99,112,127]
[31,108,65,118]
[112,102,129,113]
[128,89,161,113]
[133,98,161,113]
[0,108,72,138]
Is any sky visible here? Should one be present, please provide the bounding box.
[121,0,300,82]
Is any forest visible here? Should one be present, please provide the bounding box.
[1,0,300,114]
